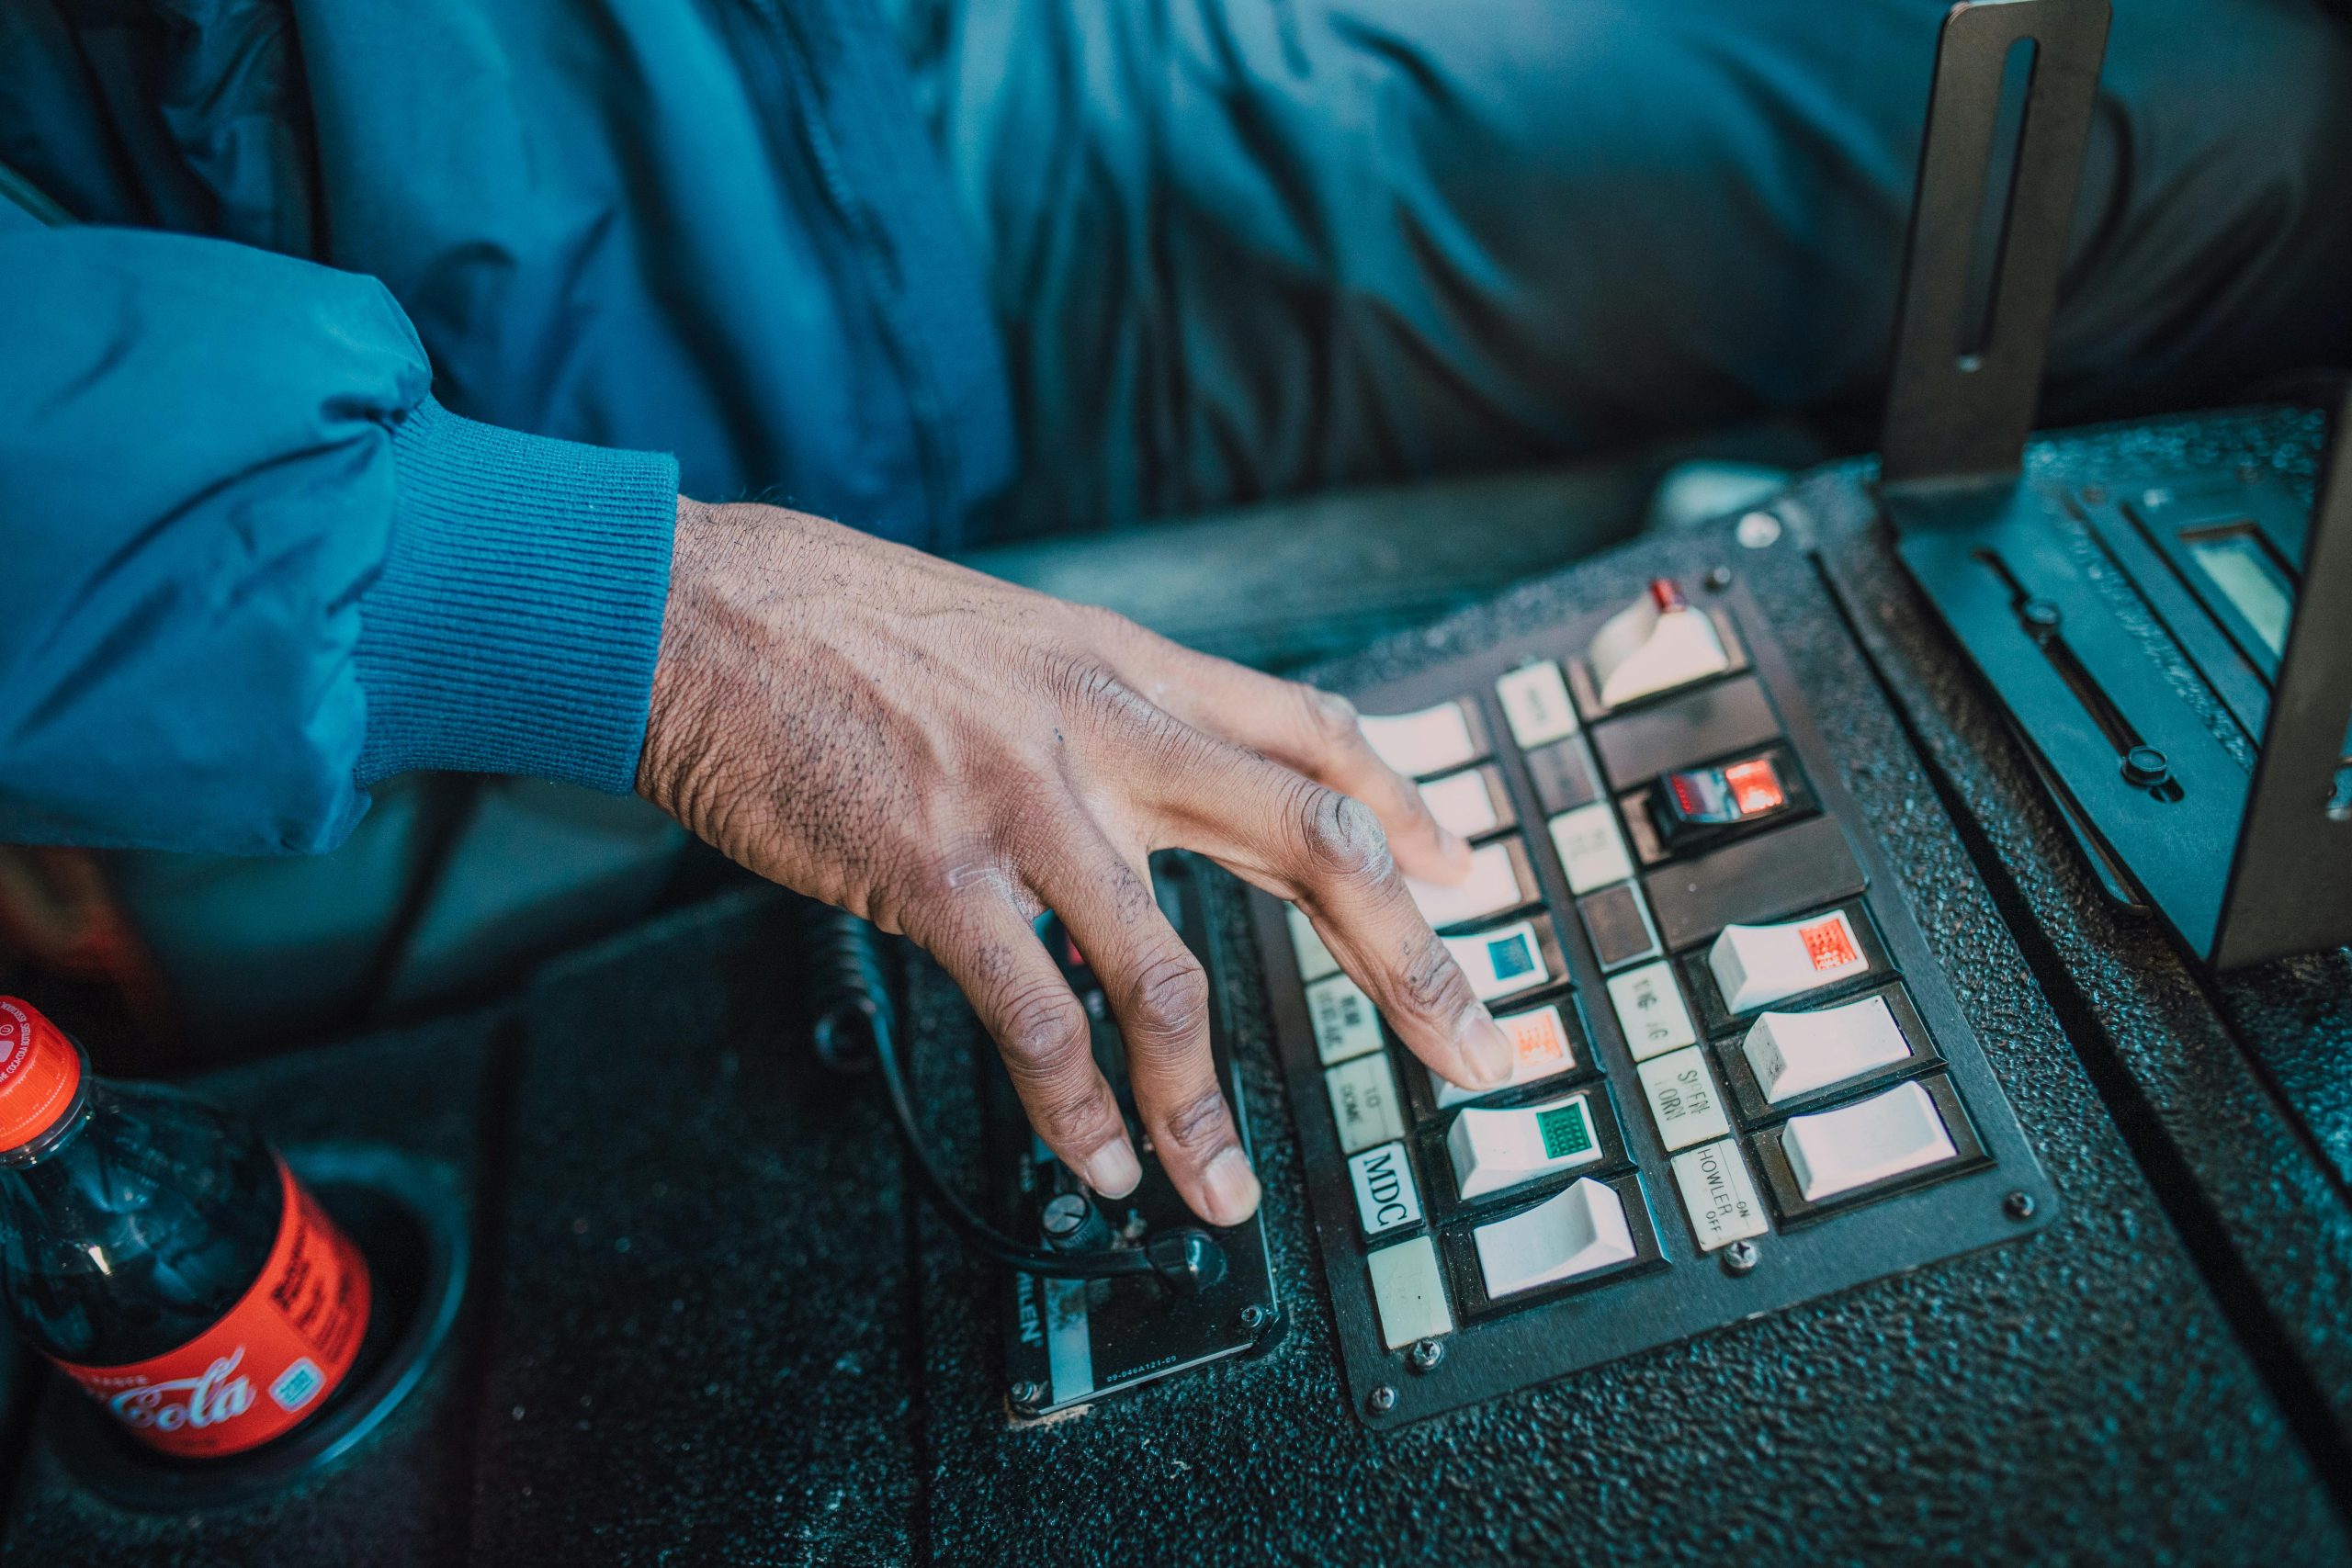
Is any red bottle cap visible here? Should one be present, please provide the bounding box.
[0,998,85,1153]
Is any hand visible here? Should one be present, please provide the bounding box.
[638,500,1517,1225]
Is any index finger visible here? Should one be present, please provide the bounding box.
[1146,739,1516,1092]
[1112,634,1473,887]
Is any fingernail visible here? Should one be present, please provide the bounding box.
[1200,1147,1262,1226]
[1084,1139,1142,1199]
[1457,1010,1515,1088]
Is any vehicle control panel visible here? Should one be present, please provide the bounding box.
[1251,572,2059,1426]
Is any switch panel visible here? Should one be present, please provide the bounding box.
[1709,909,1872,1012]
[1494,660,1580,747]
[1407,839,1536,931]
[1606,961,1699,1061]
[1472,1178,1639,1300]
[1447,1090,1609,1201]
[1549,802,1635,894]
[1585,579,1734,707]
[1669,1140,1770,1252]
[1744,995,1913,1104]
[1360,700,1486,777]
[1442,919,1563,1003]
[1306,973,1384,1066]
[1347,1142,1424,1238]
[1419,766,1514,840]
[1429,1002,1580,1108]
[1781,1080,1956,1201]
[1250,574,2053,1427]
[1366,1237,1453,1348]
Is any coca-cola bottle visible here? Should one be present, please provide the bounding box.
[0,996,372,1459]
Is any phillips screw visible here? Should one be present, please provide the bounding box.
[1721,1239,1761,1276]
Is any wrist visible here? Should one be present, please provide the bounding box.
[355,399,679,792]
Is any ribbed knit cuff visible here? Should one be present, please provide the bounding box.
[354,398,679,793]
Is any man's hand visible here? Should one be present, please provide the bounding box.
[638,500,1516,1226]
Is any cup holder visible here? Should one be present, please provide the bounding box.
[40,1143,470,1513]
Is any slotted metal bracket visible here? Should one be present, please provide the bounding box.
[1877,0,2352,968]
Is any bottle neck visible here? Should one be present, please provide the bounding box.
[0,1079,92,1169]
[0,997,92,1163]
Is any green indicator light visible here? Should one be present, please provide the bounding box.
[1538,1101,1593,1160]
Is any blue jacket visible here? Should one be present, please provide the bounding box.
[0,0,1010,855]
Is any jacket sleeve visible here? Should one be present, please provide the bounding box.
[0,223,679,856]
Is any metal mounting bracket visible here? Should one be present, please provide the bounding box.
[1876,0,2352,968]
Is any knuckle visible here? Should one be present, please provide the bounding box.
[1158,1083,1234,1156]
[1287,781,1394,885]
[1125,950,1210,1044]
[991,978,1089,1070]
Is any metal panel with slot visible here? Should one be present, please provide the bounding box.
[1875,0,2352,968]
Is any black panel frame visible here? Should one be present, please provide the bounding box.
[1249,577,2057,1427]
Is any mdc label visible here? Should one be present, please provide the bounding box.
[1346,1141,1424,1237]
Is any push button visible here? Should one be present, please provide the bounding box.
[1346,1141,1423,1237]
[1472,1177,1637,1299]
[1366,1235,1453,1348]
[1287,905,1339,984]
[1325,1054,1407,1155]
[1635,1046,1732,1151]
[1446,1089,1605,1200]
[1524,739,1600,816]
[1669,1138,1769,1252]
[1495,661,1578,747]
[1430,1003,1577,1108]
[1419,767,1509,840]
[1406,840,1532,931]
[1587,578,1732,707]
[1605,961,1698,1061]
[1781,1079,1956,1201]
[1548,802,1634,894]
[1577,882,1661,972]
[1655,754,1792,848]
[1306,973,1384,1066]
[1442,920,1553,1002]
[1743,994,1911,1103]
[1708,909,1871,1012]
[1359,700,1483,778]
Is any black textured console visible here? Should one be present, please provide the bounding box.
[6,409,2349,1565]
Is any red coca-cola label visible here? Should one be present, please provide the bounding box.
[54,1157,372,1458]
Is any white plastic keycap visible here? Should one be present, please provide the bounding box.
[1442,921,1551,1002]
[1286,905,1340,984]
[1782,1079,1957,1201]
[1306,973,1384,1066]
[1708,909,1871,1012]
[1548,802,1635,895]
[1430,1004,1576,1108]
[1472,1177,1637,1299]
[1446,1090,1604,1200]
[1366,1235,1453,1348]
[1670,1138,1770,1252]
[1606,961,1699,1062]
[1744,994,1911,1103]
[1358,701,1480,778]
[1406,841,1527,930]
[1586,579,1733,706]
[1418,769,1504,840]
[1495,661,1579,747]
